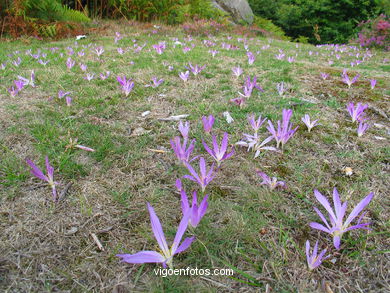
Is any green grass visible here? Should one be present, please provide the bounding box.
[0,23,389,292]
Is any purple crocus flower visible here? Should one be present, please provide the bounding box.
[342,73,359,88]
[276,82,286,96]
[116,203,195,268]
[170,136,195,164]
[301,114,319,132]
[58,90,70,99]
[267,109,298,149]
[114,32,123,43]
[66,58,75,69]
[305,240,330,270]
[244,76,264,94]
[38,59,49,66]
[65,96,72,106]
[153,42,166,54]
[275,53,285,60]
[202,115,215,133]
[26,156,58,202]
[100,71,110,80]
[287,56,295,63]
[80,64,87,71]
[209,50,219,57]
[146,77,164,88]
[178,121,190,139]
[202,132,234,167]
[17,70,35,87]
[12,57,22,67]
[14,79,25,91]
[369,79,376,90]
[117,75,134,96]
[232,66,243,78]
[187,63,205,76]
[181,190,209,228]
[347,102,368,123]
[179,71,190,82]
[230,97,246,108]
[256,170,286,190]
[8,87,19,97]
[83,73,95,81]
[95,46,104,57]
[1,63,6,70]
[247,51,255,65]
[248,114,267,133]
[310,188,374,250]
[183,157,215,192]
[320,73,329,80]
[357,122,370,137]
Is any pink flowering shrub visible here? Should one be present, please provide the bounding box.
[356,14,390,50]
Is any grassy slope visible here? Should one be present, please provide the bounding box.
[0,24,389,292]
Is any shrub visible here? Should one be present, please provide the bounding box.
[253,16,289,40]
[356,14,390,50]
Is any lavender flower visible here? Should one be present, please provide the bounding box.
[267,109,298,149]
[301,114,319,132]
[26,156,58,202]
[179,71,190,82]
[17,70,35,87]
[247,51,255,65]
[58,90,70,99]
[310,188,374,250]
[320,73,329,80]
[230,97,246,107]
[209,50,219,57]
[184,157,215,192]
[347,102,368,123]
[83,73,95,81]
[202,132,234,167]
[8,86,19,97]
[146,77,164,88]
[170,136,195,164]
[153,42,166,54]
[276,82,286,96]
[342,73,359,88]
[100,71,110,80]
[232,66,243,78]
[117,75,134,96]
[181,190,209,228]
[80,64,87,71]
[38,59,49,66]
[369,79,376,90]
[357,122,370,137]
[256,170,286,190]
[95,46,104,57]
[247,114,267,133]
[117,203,195,268]
[202,115,215,133]
[305,240,330,270]
[14,79,26,91]
[178,121,190,139]
[287,56,295,63]
[187,63,205,76]
[66,57,75,69]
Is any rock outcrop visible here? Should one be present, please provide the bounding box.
[212,0,254,24]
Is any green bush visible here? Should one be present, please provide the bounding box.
[248,0,387,44]
[22,0,90,23]
[253,16,289,40]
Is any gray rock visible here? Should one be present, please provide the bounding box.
[212,0,254,24]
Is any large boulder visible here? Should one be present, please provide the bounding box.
[212,0,254,24]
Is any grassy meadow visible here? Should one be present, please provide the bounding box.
[0,22,389,292]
